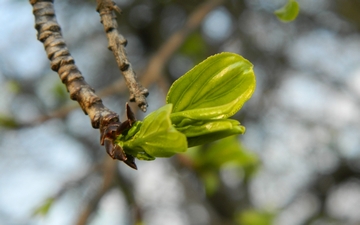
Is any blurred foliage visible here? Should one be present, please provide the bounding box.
[185,136,259,195]
[52,81,69,105]
[179,32,207,61]
[0,114,18,128]
[335,0,360,30]
[32,198,55,217]
[274,0,299,22]
[6,80,21,94]
[190,136,258,171]
[236,209,275,225]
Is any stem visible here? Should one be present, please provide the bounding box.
[96,0,149,112]
[29,0,119,132]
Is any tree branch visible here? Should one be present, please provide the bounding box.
[76,157,117,225]
[96,0,226,97]
[25,0,224,127]
[114,168,143,224]
[29,0,119,133]
[96,0,149,112]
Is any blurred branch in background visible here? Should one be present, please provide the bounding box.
[140,0,225,90]
[76,157,116,225]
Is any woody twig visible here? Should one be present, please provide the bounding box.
[96,0,149,112]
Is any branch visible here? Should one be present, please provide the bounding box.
[24,0,224,127]
[96,0,149,112]
[95,0,226,97]
[114,168,143,223]
[76,158,117,225]
[29,0,119,132]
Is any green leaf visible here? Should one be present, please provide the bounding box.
[274,0,300,22]
[166,52,255,125]
[177,119,245,147]
[121,104,187,159]
[121,121,143,141]
[33,198,54,216]
[176,119,244,137]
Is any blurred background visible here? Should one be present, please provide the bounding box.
[1,0,360,224]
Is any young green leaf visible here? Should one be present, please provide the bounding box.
[166,52,255,125]
[176,119,245,147]
[120,104,187,159]
[274,0,300,22]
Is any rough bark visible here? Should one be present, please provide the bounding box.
[96,0,149,112]
[29,0,119,132]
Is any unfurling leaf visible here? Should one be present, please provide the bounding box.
[167,52,255,125]
[118,104,187,160]
[166,52,255,146]
[274,0,300,22]
[177,119,245,147]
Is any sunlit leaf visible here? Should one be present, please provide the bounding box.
[167,52,256,125]
[121,104,187,159]
[274,0,300,22]
[179,119,245,147]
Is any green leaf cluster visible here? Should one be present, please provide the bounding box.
[117,52,256,161]
[167,52,255,147]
